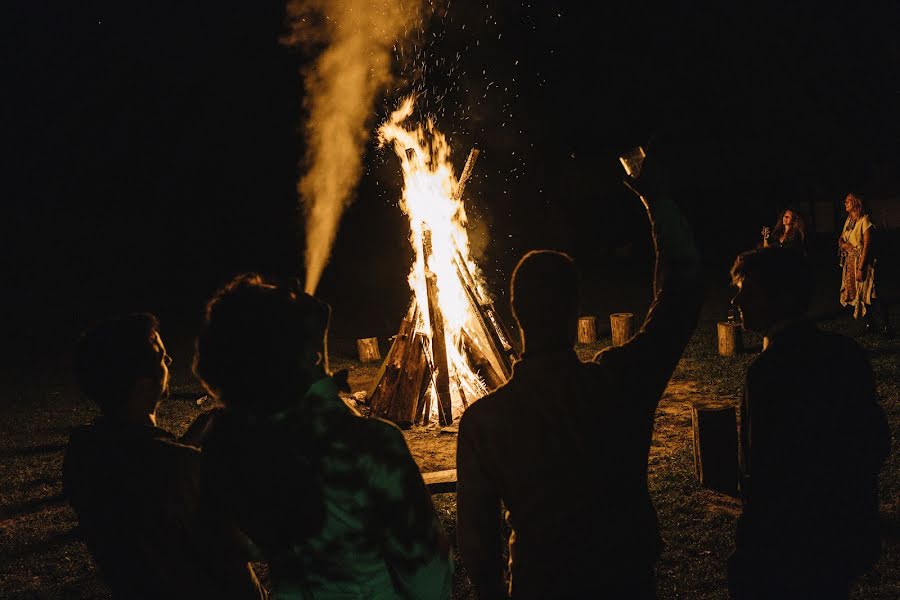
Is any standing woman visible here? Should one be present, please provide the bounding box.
[839,193,892,334]
[761,208,806,252]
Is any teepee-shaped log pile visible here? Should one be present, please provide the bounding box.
[367,149,518,427]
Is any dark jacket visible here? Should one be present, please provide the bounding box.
[731,320,890,592]
[63,417,265,599]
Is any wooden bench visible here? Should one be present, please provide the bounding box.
[422,469,457,494]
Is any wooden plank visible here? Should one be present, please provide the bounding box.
[422,469,457,494]
[425,271,454,426]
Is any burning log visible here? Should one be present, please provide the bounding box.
[391,333,428,427]
[367,317,413,418]
[610,312,635,346]
[425,271,454,426]
[372,109,517,426]
[356,337,381,363]
[577,316,598,344]
[462,330,504,390]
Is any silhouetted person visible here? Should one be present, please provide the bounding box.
[728,247,890,599]
[194,274,453,599]
[63,314,266,599]
[456,147,702,599]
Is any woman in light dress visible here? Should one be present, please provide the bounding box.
[839,193,892,335]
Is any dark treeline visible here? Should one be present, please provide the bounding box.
[5,1,898,376]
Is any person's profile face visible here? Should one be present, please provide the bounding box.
[732,275,773,334]
[844,196,854,213]
[782,211,794,227]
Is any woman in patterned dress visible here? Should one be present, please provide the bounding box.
[839,193,892,335]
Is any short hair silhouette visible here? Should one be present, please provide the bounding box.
[731,247,813,318]
[194,273,330,412]
[73,313,161,414]
[511,250,580,349]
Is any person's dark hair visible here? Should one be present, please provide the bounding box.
[73,313,161,414]
[194,273,330,413]
[771,208,806,244]
[730,247,813,317]
[511,250,581,350]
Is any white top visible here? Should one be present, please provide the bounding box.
[841,214,873,250]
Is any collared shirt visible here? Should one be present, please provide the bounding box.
[63,417,265,599]
[201,377,453,599]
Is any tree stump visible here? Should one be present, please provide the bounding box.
[691,403,739,497]
[577,316,597,344]
[356,337,381,363]
[610,313,634,346]
[717,321,743,357]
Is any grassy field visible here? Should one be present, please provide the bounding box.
[1,299,897,598]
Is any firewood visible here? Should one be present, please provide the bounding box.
[368,317,415,419]
[425,272,454,426]
[391,333,427,427]
[691,403,739,497]
[454,256,514,379]
[610,312,634,346]
[577,316,597,344]
[452,148,480,201]
[462,329,504,390]
[355,337,381,363]
[717,321,743,357]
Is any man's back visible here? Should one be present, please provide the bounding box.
[458,348,666,595]
[736,321,889,582]
[63,418,264,599]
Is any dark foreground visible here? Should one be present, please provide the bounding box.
[1,296,898,599]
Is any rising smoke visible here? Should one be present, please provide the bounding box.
[285,0,420,294]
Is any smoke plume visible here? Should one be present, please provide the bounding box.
[285,0,419,294]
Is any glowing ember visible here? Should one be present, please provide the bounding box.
[378,97,499,419]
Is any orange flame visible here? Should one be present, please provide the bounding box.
[378,97,491,418]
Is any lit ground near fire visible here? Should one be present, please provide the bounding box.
[2,305,897,598]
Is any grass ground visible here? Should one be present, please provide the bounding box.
[1,299,897,599]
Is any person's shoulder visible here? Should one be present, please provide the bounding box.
[348,414,413,458]
[860,214,874,228]
[459,381,517,428]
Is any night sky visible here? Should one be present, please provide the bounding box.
[6,1,899,374]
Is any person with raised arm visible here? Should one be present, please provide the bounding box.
[456,141,702,599]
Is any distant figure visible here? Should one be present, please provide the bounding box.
[455,148,702,599]
[761,208,806,252]
[194,274,453,599]
[63,314,266,599]
[839,192,892,335]
[729,247,890,599]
